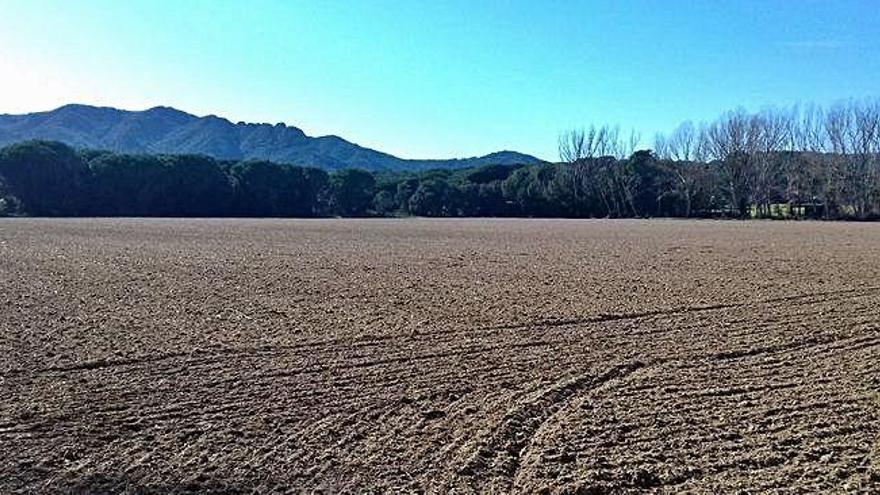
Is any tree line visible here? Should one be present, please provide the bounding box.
[1,99,878,219]
[0,141,344,217]
[559,98,880,219]
[658,98,880,219]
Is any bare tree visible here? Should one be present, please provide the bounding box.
[666,121,698,161]
[851,99,880,216]
[790,104,834,217]
[750,109,789,217]
[653,133,670,160]
[704,110,757,216]
[559,129,587,164]
[561,98,880,220]
[625,129,641,159]
[824,102,858,217]
[825,102,853,155]
[655,122,700,217]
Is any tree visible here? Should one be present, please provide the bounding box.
[502,164,559,216]
[751,109,789,218]
[88,153,167,215]
[626,150,664,217]
[372,189,398,216]
[0,176,21,216]
[0,141,90,215]
[703,110,757,217]
[850,99,880,217]
[394,178,420,214]
[408,179,456,216]
[229,161,325,217]
[656,121,698,162]
[158,155,234,216]
[328,169,376,216]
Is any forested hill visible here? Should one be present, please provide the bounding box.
[0,104,542,171]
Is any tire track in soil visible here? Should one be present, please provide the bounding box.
[7,295,874,466]
[505,312,880,492]
[7,284,875,383]
[452,361,647,492]
[485,284,880,333]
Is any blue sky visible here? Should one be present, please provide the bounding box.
[0,0,878,160]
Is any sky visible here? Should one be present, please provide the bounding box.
[0,0,878,161]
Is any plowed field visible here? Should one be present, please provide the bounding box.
[2,218,879,493]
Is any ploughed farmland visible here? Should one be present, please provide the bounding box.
[1,218,879,493]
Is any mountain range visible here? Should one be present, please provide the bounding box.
[0,104,542,171]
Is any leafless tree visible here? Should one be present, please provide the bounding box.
[850,99,880,216]
[666,121,698,161]
[559,129,587,164]
[703,110,757,216]
[653,133,669,160]
[561,98,880,219]
[625,129,641,159]
[750,109,789,217]
[559,125,626,162]
[655,122,700,217]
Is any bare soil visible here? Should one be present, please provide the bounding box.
[1,218,878,493]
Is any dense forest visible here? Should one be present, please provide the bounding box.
[1,100,878,220]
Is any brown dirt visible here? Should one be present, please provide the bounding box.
[1,218,878,493]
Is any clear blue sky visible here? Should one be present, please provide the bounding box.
[0,0,878,160]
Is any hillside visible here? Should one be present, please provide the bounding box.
[0,105,542,171]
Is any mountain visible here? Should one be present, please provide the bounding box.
[0,104,543,171]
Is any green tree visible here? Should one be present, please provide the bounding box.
[372,189,398,216]
[0,176,21,216]
[0,141,90,215]
[328,169,376,216]
[88,153,167,215]
[395,178,420,214]
[156,155,234,216]
[408,179,456,216]
[502,164,558,216]
[229,161,326,217]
